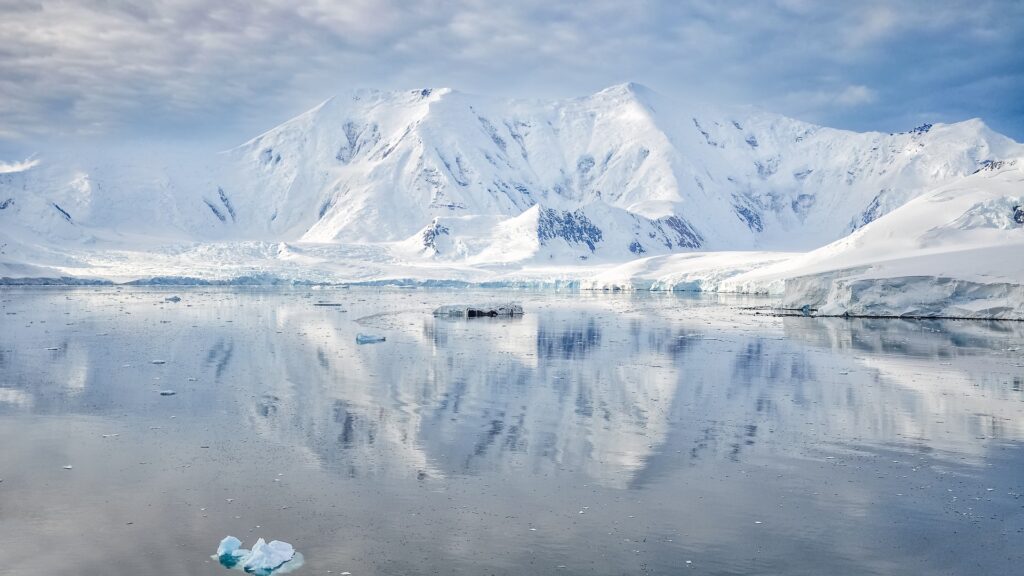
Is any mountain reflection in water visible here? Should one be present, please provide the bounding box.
[0,288,1021,576]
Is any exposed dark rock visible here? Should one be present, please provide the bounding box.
[318,198,334,219]
[337,122,380,163]
[660,215,703,249]
[204,199,226,222]
[433,303,524,318]
[422,219,450,252]
[692,118,722,147]
[217,187,237,222]
[974,159,1017,173]
[791,193,816,216]
[537,208,603,251]
[52,203,72,222]
[478,116,507,153]
[734,204,763,233]
[755,156,779,179]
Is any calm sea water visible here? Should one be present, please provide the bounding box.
[0,288,1022,575]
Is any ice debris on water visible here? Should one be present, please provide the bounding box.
[217,536,244,558]
[244,539,295,573]
[432,303,524,318]
[215,536,301,575]
[356,333,386,344]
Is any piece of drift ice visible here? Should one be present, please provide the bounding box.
[242,538,296,573]
[355,333,386,344]
[432,303,524,318]
[215,536,301,574]
[217,536,245,558]
[216,535,249,569]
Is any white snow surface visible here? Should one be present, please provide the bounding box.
[2,84,1023,318]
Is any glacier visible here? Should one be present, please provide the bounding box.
[1,83,1022,319]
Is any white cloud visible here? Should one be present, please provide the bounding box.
[835,85,877,106]
[0,157,40,174]
[0,0,1019,152]
[843,6,898,49]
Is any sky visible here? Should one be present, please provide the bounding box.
[1,0,1022,158]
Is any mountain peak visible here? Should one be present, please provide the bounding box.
[593,82,655,99]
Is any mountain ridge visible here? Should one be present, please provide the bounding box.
[1,83,1021,268]
[206,82,1020,258]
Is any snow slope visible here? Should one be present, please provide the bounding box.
[1,84,1023,318]
[774,159,1024,318]
[587,159,1024,319]
[209,83,1018,260]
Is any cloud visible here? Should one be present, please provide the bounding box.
[0,157,40,174]
[0,0,1021,155]
[835,85,878,107]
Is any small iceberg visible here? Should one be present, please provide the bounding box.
[356,333,386,344]
[217,536,245,564]
[433,303,524,318]
[244,539,295,573]
[215,536,303,575]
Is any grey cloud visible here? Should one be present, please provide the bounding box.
[0,0,1021,157]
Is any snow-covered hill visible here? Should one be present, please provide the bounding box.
[1,84,1022,318]
[211,83,1020,260]
[586,159,1024,318]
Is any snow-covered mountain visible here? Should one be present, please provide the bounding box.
[585,159,1024,318]
[3,83,1020,263]
[1,83,1022,318]
[213,82,1021,259]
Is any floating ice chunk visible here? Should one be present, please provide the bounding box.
[214,536,300,574]
[217,536,245,558]
[242,539,295,573]
[432,303,524,318]
[216,535,248,569]
[356,333,386,344]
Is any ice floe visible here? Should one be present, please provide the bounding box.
[214,536,302,575]
[433,303,524,318]
[356,333,386,344]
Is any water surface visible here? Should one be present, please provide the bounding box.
[1,288,1022,575]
